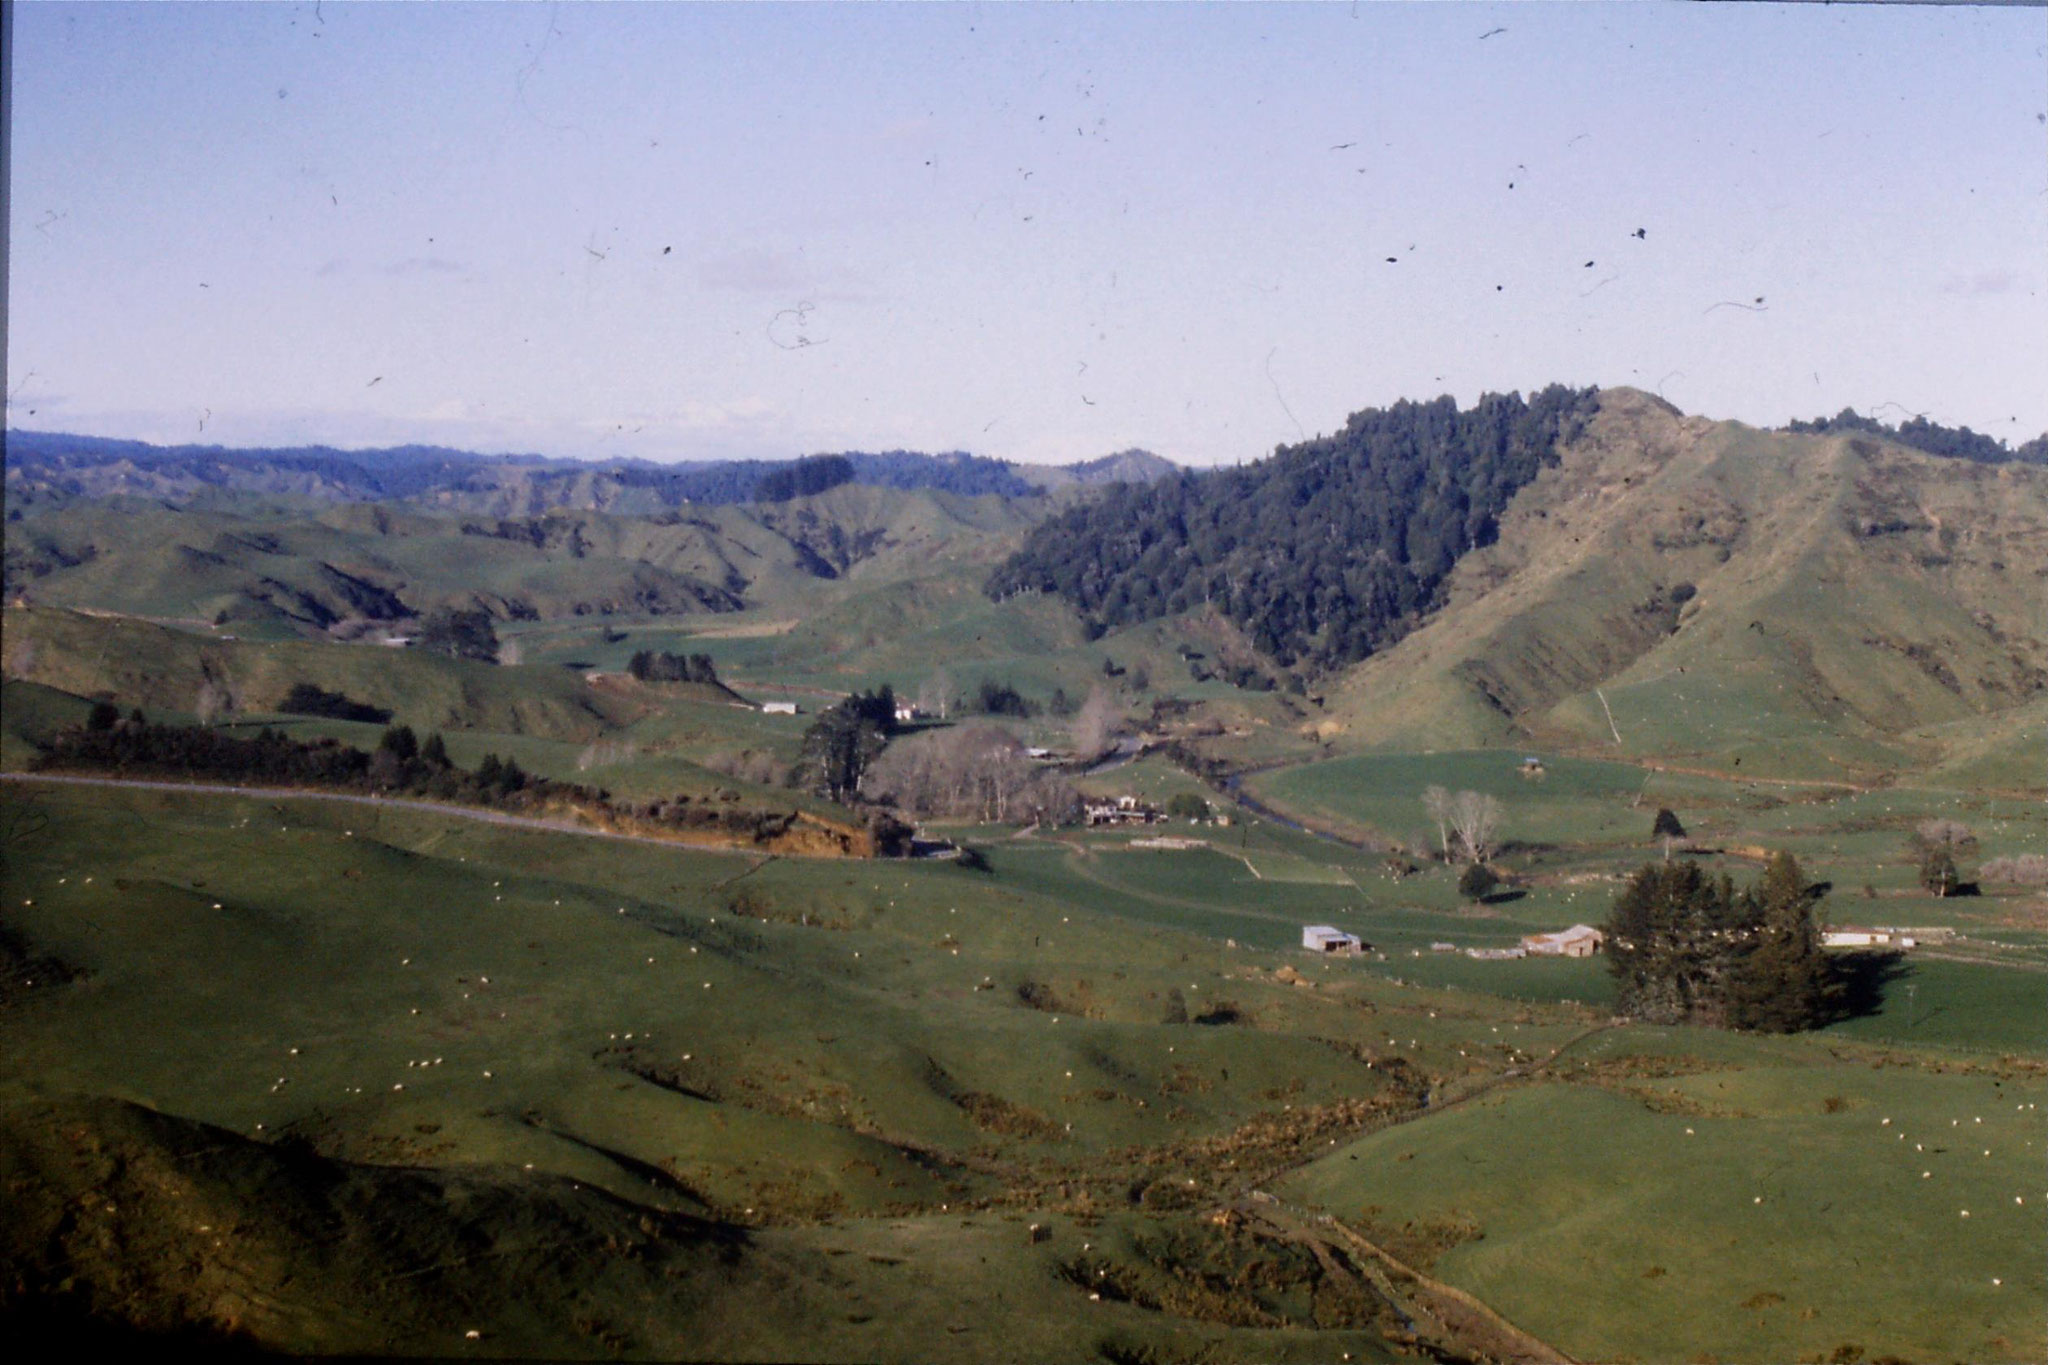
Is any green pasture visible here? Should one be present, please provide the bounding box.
[1280,1055,2047,1365]
[1248,749,1665,853]
[4,706,2042,1360]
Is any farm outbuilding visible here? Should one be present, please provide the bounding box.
[1302,925,1365,955]
[1823,926,1913,949]
[1521,924,1605,958]
[761,701,799,715]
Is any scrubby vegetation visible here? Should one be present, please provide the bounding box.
[414,606,500,663]
[31,714,869,852]
[625,649,721,685]
[39,713,600,810]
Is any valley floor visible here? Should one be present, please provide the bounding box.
[3,758,2042,1362]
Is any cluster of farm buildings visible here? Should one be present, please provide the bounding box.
[1303,924,1608,959]
[1427,924,1608,960]
[1086,795,1165,827]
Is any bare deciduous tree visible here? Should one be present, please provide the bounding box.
[1448,789,1503,865]
[917,669,953,721]
[704,748,786,786]
[867,724,1076,825]
[1071,685,1121,762]
[1421,785,1453,862]
[194,678,233,726]
[1914,818,1974,849]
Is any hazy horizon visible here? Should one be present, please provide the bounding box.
[7,2,2041,467]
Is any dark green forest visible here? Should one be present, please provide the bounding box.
[1785,409,2047,466]
[985,386,1599,670]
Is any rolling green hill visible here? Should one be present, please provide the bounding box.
[4,483,1054,641]
[0,608,639,741]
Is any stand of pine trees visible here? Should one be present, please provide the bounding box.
[986,386,1599,670]
[1605,852,1841,1032]
[790,687,897,802]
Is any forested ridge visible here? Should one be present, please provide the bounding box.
[1785,409,2047,466]
[985,386,1600,671]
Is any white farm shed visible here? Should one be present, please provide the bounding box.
[1302,925,1363,955]
[1823,926,1913,949]
[1521,924,1605,958]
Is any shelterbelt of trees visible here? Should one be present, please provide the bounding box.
[1604,852,1889,1033]
[34,703,906,857]
[986,386,1600,670]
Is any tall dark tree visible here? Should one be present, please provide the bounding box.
[378,725,419,762]
[1723,852,1835,1032]
[1458,862,1500,902]
[1919,845,1960,898]
[1606,861,1743,1026]
[790,688,896,802]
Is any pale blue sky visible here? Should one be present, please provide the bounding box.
[6,2,2042,466]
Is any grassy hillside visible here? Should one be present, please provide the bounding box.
[1316,389,2048,782]
[4,483,1051,640]
[3,773,2039,1359]
[1,607,643,741]
[1279,1045,2043,1365]
[5,396,2043,1359]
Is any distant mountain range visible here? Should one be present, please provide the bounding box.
[1,431,1178,513]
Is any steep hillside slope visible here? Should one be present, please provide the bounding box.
[1317,389,2048,780]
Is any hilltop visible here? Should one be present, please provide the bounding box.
[2,430,1177,514]
[1312,388,2048,779]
